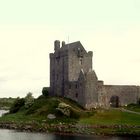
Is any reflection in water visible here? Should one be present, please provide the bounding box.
[0,129,139,140]
[0,129,52,140]
[54,134,140,140]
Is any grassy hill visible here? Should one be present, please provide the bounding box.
[0,96,140,135]
[0,96,93,124]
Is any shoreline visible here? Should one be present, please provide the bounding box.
[0,122,139,136]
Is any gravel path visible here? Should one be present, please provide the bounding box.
[120,108,140,115]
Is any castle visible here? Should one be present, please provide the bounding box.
[49,40,140,109]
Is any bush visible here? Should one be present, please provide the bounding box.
[56,102,80,118]
[26,97,60,115]
[37,95,45,99]
[56,102,71,117]
[10,97,25,113]
[24,92,34,109]
[42,87,49,97]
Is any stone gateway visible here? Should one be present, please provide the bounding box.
[49,40,140,109]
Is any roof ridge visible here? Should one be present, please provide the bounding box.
[65,41,80,46]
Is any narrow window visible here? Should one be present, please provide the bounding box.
[79,58,82,65]
[75,84,78,89]
[76,93,78,98]
[57,59,59,64]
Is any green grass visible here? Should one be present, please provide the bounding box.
[124,104,140,113]
[79,108,140,125]
[0,97,140,135]
[1,96,140,127]
[0,96,87,124]
[0,110,46,123]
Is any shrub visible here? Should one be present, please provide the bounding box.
[37,95,45,99]
[42,87,49,97]
[24,92,34,109]
[56,102,71,117]
[56,102,80,118]
[10,97,25,113]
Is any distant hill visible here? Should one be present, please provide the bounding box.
[0,98,16,110]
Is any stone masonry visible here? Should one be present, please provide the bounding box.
[49,40,140,109]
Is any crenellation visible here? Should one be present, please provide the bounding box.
[62,41,66,47]
[87,51,93,57]
[54,40,60,51]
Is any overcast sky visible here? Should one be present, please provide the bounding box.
[0,0,140,98]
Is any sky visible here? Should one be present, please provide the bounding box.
[0,0,140,98]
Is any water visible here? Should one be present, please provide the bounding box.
[0,129,139,140]
[0,110,139,140]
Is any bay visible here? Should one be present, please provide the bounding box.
[0,129,139,140]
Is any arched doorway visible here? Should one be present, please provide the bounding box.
[110,96,119,107]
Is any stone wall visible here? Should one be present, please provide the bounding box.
[98,85,140,107]
[50,42,69,96]
[65,81,79,102]
[83,70,98,109]
[68,46,92,81]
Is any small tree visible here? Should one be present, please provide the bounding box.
[42,87,49,97]
[10,97,25,113]
[25,92,34,109]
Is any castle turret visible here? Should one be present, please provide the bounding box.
[62,41,65,47]
[54,40,60,51]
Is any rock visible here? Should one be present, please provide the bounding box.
[47,114,56,119]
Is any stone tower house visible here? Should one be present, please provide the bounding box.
[50,40,140,109]
[50,40,99,108]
